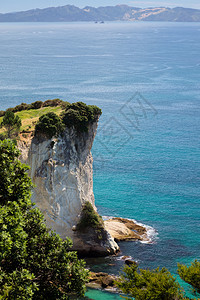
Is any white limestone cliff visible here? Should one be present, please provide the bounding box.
[19,121,119,256]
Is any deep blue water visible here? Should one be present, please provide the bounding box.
[0,22,199,299]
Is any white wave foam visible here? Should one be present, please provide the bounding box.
[115,255,141,265]
[116,255,133,261]
[103,216,158,244]
[140,224,158,244]
[127,217,158,244]
[102,216,113,221]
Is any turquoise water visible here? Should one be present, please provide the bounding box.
[0,22,199,299]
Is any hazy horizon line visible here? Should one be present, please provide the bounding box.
[1,4,199,15]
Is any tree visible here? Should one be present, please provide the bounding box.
[0,139,32,207]
[1,110,21,138]
[178,260,200,296]
[116,264,185,300]
[0,269,37,299]
[35,112,64,138]
[62,102,102,132]
[0,139,89,299]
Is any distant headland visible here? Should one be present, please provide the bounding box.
[0,5,200,22]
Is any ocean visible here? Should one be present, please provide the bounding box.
[0,22,199,299]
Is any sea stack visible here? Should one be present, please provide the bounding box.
[19,116,119,256]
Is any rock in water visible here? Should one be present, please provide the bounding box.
[19,121,119,256]
[104,217,148,242]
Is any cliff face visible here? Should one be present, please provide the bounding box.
[19,121,119,256]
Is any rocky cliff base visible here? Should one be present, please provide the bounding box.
[73,226,119,257]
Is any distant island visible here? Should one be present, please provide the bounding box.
[0,5,200,22]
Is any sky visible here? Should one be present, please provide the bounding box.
[0,0,200,13]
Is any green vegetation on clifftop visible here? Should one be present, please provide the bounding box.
[35,101,101,138]
[0,99,102,139]
[0,99,66,136]
[62,101,102,133]
[35,112,65,138]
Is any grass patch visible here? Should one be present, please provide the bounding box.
[0,106,63,134]
[18,106,63,131]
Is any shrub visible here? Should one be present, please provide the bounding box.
[43,99,64,107]
[28,101,43,110]
[1,99,64,116]
[12,103,30,112]
[35,112,64,138]
[76,201,104,231]
[62,102,102,132]
[0,111,5,117]
[6,107,15,112]
[60,101,70,109]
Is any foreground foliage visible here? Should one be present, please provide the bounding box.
[116,264,185,300]
[0,139,89,299]
[178,260,200,296]
[117,260,200,300]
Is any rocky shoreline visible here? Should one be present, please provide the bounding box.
[85,217,148,294]
[87,271,118,292]
[87,256,137,293]
[104,217,148,242]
